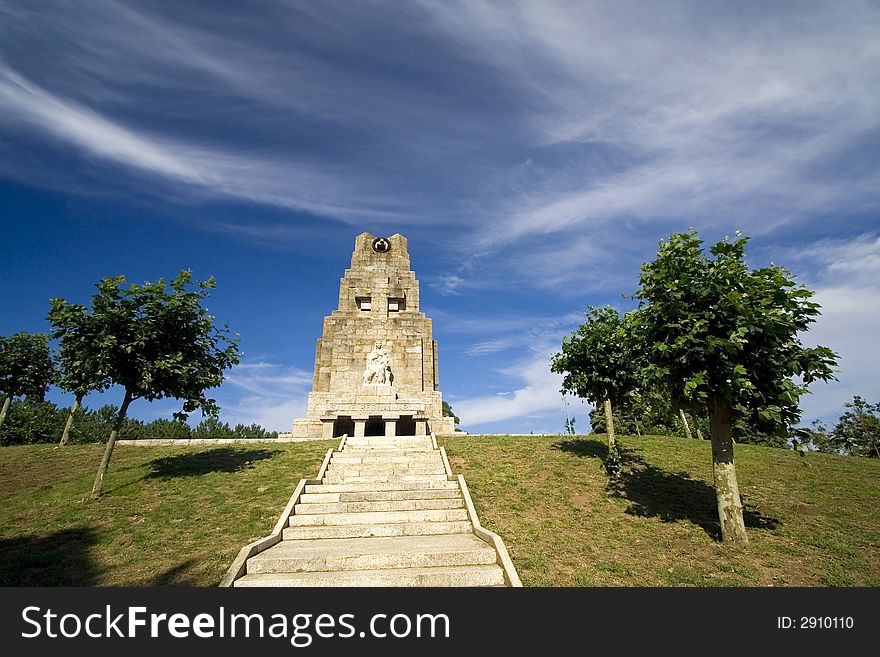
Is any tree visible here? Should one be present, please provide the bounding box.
[551,306,642,454]
[0,399,65,445]
[49,271,241,499]
[442,401,461,427]
[830,396,880,458]
[631,229,837,542]
[588,387,680,436]
[48,304,112,446]
[0,332,56,432]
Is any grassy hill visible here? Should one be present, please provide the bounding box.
[444,434,880,586]
[0,434,877,586]
[0,440,336,586]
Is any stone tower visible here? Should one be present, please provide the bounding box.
[291,232,457,438]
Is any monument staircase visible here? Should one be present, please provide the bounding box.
[222,434,520,587]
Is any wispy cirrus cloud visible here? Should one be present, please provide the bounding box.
[452,310,584,427]
[4,1,879,262]
[455,354,565,428]
[216,361,313,431]
[2,1,878,431]
[421,0,880,241]
[766,234,880,422]
[0,63,406,222]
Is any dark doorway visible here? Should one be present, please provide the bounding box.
[333,416,354,438]
[397,415,416,436]
[365,416,385,437]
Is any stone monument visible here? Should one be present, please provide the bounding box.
[291,232,457,439]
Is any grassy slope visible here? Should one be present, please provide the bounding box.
[0,441,335,585]
[0,435,877,586]
[443,434,880,586]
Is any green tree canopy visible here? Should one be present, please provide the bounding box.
[49,270,241,498]
[829,396,880,458]
[551,306,643,452]
[631,229,837,542]
[48,301,113,446]
[0,332,56,431]
[442,400,460,426]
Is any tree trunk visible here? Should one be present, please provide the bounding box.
[679,408,694,440]
[709,401,748,543]
[91,390,133,500]
[0,395,10,432]
[604,398,616,451]
[696,421,705,441]
[59,393,83,447]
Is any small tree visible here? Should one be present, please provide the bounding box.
[631,230,837,542]
[830,396,880,458]
[551,306,642,455]
[0,332,56,431]
[442,400,461,427]
[49,271,241,499]
[48,304,112,446]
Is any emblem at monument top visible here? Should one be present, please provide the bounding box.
[291,232,457,438]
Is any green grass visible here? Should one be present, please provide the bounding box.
[0,441,335,585]
[0,434,878,586]
[442,434,880,587]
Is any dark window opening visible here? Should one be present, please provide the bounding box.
[333,416,354,438]
[356,296,372,311]
[365,416,385,437]
[397,415,416,436]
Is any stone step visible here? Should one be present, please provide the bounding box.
[323,474,449,484]
[300,489,462,503]
[246,534,497,574]
[294,498,463,515]
[340,452,436,457]
[330,452,443,466]
[327,464,447,476]
[345,439,433,448]
[331,454,442,465]
[340,445,435,453]
[288,508,469,527]
[340,448,436,456]
[234,564,505,587]
[305,480,460,494]
[282,520,473,540]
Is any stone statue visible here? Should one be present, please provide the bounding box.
[362,340,392,385]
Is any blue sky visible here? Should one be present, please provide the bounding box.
[1,0,878,434]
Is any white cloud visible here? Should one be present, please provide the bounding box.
[0,66,201,182]
[428,275,467,296]
[219,397,308,433]
[464,337,521,357]
[800,284,880,421]
[776,234,880,422]
[216,361,313,431]
[421,0,880,248]
[452,310,586,426]
[4,1,879,279]
[0,64,407,223]
[786,235,880,288]
[455,353,565,426]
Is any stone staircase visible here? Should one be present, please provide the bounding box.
[223,435,520,587]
